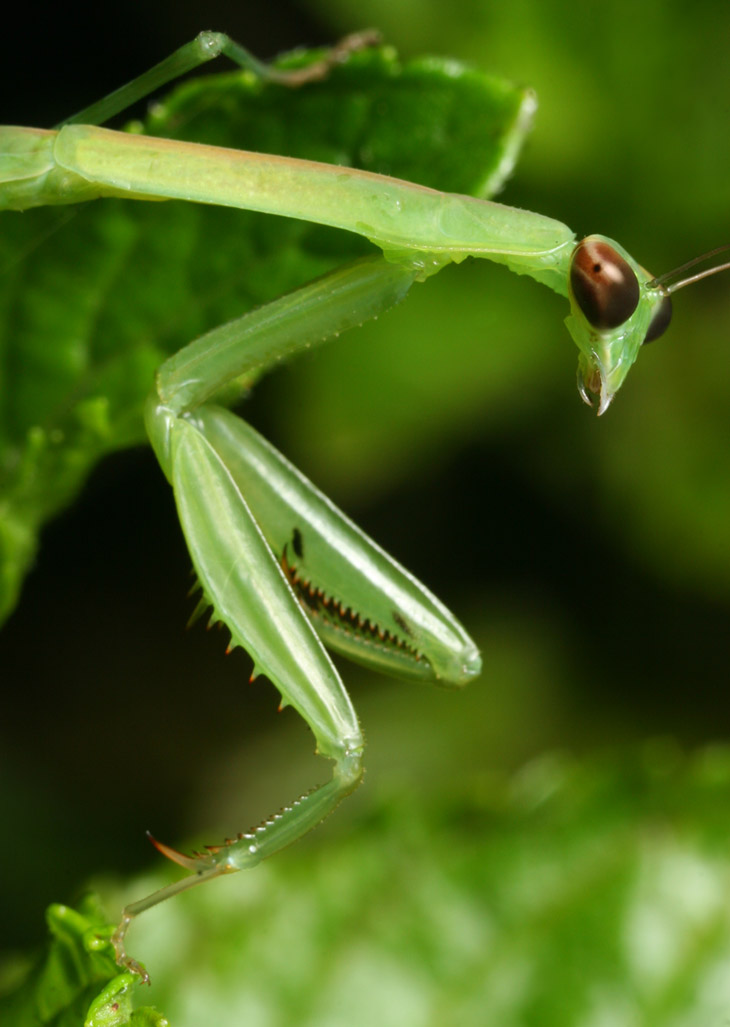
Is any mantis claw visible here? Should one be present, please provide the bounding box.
[147,832,213,872]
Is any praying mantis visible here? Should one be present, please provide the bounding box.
[2,31,728,983]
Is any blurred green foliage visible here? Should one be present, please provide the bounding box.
[1,1,730,1024]
[7,749,730,1025]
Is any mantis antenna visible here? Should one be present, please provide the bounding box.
[637,244,730,345]
[648,244,730,294]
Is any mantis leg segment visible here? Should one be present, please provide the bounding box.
[117,407,364,980]
[119,252,478,978]
[154,255,419,416]
[124,256,408,974]
[168,421,363,757]
[193,405,482,685]
[112,744,362,982]
[60,30,381,128]
[117,234,466,980]
[111,861,232,982]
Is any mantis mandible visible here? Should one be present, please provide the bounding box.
[2,31,727,981]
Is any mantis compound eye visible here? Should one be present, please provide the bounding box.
[642,292,673,344]
[570,237,640,330]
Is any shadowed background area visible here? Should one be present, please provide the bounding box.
[1,0,729,996]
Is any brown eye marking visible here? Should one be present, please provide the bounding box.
[643,292,673,344]
[570,237,640,330]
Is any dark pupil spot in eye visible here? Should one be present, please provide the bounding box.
[570,238,640,330]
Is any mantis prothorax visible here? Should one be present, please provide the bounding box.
[3,32,728,981]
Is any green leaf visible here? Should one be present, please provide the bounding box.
[0,897,164,1026]
[0,44,531,624]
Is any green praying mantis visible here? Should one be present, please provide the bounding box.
[2,31,728,982]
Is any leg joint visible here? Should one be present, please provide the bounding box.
[335,744,364,795]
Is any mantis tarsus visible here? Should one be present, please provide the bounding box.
[2,31,727,982]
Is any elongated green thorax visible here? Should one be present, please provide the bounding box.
[2,124,574,287]
[0,127,665,415]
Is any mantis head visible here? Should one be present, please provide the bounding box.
[565,235,672,415]
[565,237,730,414]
